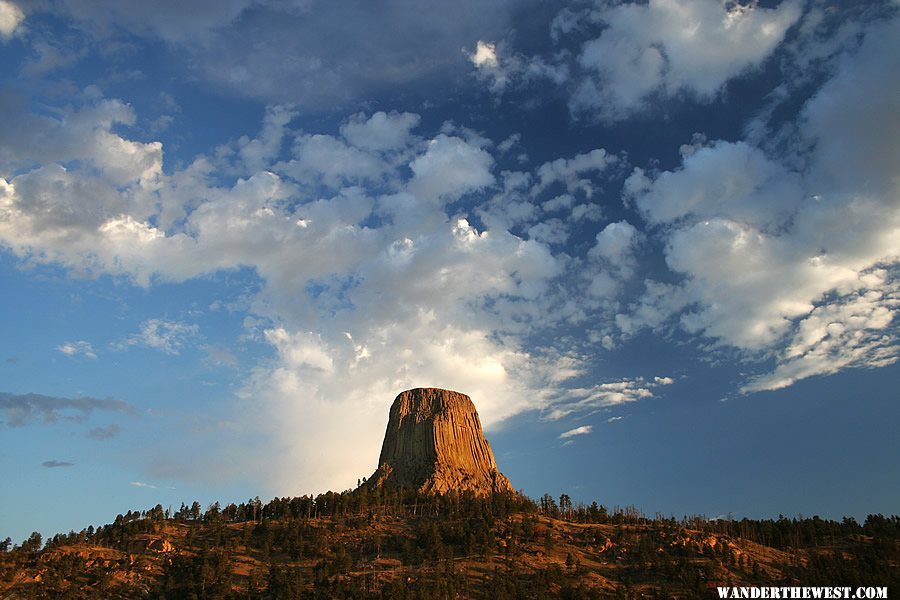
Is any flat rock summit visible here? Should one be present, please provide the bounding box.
[365,388,514,495]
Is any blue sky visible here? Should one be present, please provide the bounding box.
[1,0,898,543]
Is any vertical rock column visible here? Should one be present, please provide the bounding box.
[366,388,514,495]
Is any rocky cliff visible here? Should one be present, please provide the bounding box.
[365,388,514,495]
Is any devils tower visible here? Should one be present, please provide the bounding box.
[365,388,514,495]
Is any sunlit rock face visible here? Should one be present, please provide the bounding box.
[366,388,514,495]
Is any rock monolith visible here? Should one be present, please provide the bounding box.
[365,388,514,495]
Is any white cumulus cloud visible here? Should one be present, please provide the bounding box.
[407,134,495,204]
[620,15,900,389]
[0,97,604,491]
[571,0,802,121]
[57,341,97,359]
[0,0,24,40]
[470,40,498,68]
[340,111,421,152]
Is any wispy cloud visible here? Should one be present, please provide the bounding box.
[0,392,136,427]
[42,460,75,468]
[56,341,97,359]
[117,319,200,355]
[546,376,673,421]
[606,416,624,423]
[559,425,593,439]
[203,345,238,367]
[129,481,157,489]
[87,424,121,440]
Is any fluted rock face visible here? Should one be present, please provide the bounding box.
[366,388,514,495]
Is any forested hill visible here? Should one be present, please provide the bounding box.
[1,488,897,599]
